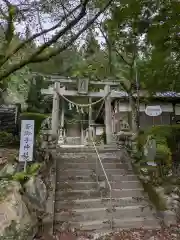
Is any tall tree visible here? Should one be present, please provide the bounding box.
[73,29,111,81]
[96,0,180,132]
[98,0,148,132]
[139,0,180,92]
[30,47,82,76]
[2,66,31,109]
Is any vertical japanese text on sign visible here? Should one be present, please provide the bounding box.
[19,120,35,162]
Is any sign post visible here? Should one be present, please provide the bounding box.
[19,120,35,171]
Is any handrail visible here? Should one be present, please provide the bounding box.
[91,139,112,191]
[91,137,113,230]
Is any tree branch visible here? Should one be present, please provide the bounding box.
[0,0,113,80]
[98,23,113,73]
[36,8,46,44]
[0,22,5,34]
[59,0,74,39]
[98,22,132,67]
[32,0,89,57]
[114,47,132,66]
[0,3,82,67]
[32,0,113,62]
[0,7,7,19]
[2,0,11,7]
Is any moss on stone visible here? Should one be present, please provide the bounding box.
[142,182,167,211]
[0,180,15,201]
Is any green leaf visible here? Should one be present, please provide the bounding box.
[27,163,41,176]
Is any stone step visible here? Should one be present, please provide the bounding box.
[58,148,120,153]
[56,158,125,165]
[58,162,129,170]
[56,181,142,191]
[58,169,134,177]
[55,189,144,200]
[55,197,148,210]
[112,181,142,189]
[57,153,122,159]
[57,175,96,182]
[54,205,153,222]
[58,151,122,158]
[57,174,138,182]
[110,174,138,181]
[54,217,160,231]
[111,189,144,198]
[55,190,101,200]
[56,181,98,191]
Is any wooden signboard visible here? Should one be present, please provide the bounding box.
[0,104,20,133]
[77,79,89,94]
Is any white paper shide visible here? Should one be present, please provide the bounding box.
[19,120,34,162]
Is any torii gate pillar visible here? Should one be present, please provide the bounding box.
[104,85,113,144]
[51,82,60,138]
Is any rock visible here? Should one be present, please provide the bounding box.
[0,162,17,178]
[148,237,155,240]
[0,180,37,240]
[40,117,52,130]
[161,210,177,226]
[0,157,7,166]
[131,133,137,141]
[24,176,47,212]
[155,186,165,195]
[167,170,173,177]
[171,193,179,200]
[140,168,148,174]
[166,196,173,207]
[139,175,150,183]
[172,186,179,194]
[172,199,179,209]
[98,181,106,189]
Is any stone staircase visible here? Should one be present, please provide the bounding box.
[54,146,160,233]
[65,137,81,145]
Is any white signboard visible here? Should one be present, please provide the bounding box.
[145,105,162,117]
[19,120,34,162]
[96,127,103,136]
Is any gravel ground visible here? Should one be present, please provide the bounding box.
[34,225,180,240]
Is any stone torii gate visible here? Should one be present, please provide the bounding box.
[42,77,121,145]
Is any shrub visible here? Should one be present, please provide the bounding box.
[136,125,180,180]
[156,143,171,166]
[156,143,172,178]
[20,112,48,136]
[2,163,42,185]
[146,125,180,150]
[146,125,172,140]
[0,131,19,147]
